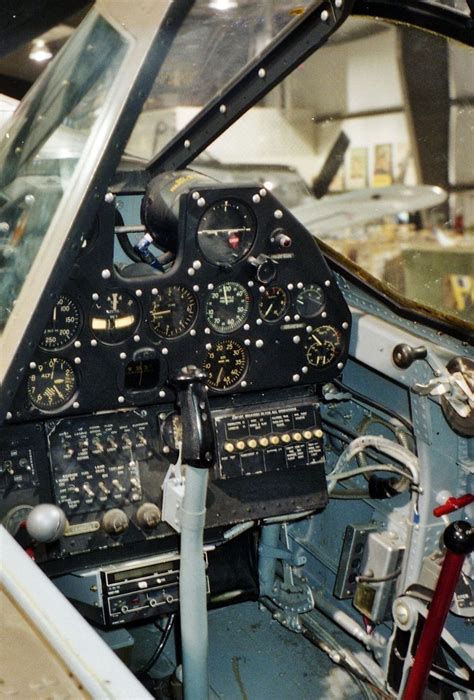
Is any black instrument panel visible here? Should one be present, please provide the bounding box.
[8,184,351,421]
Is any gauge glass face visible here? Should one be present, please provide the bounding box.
[258,286,289,323]
[205,282,251,333]
[124,360,160,390]
[296,284,325,318]
[90,290,139,344]
[305,325,344,368]
[203,339,248,391]
[27,357,77,410]
[148,285,197,338]
[39,295,81,350]
[197,199,256,265]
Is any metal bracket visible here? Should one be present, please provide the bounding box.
[271,578,315,633]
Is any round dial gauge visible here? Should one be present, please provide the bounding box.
[203,339,249,391]
[148,285,197,338]
[296,284,325,318]
[27,357,78,410]
[39,295,81,350]
[205,282,250,333]
[90,290,139,344]
[197,199,256,265]
[258,286,289,323]
[305,325,344,368]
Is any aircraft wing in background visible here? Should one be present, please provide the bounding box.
[292,184,448,238]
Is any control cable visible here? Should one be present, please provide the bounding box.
[136,613,176,676]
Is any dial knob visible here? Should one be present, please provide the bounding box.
[26,504,67,543]
[136,503,161,529]
[102,508,129,535]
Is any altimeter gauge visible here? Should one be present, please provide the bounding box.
[148,285,197,338]
[197,199,256,265]
[27,357,78,410]
[205,281,251,333]
[305,325,344,368]
[90,290,139,344]
[203,339,248,390]
[39,295,81,350]
[258,286,289,323]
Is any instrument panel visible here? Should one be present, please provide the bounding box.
[8,183,351,421]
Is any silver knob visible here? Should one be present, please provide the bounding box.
[26,504,67,543]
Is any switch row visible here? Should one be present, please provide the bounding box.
[223,428,323,453]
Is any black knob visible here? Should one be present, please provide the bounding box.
[392,343,427,369]
[443,520,474,555]
[169,365,215,468]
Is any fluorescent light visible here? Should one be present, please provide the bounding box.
[29,39,53,63]
[209,0,237,10]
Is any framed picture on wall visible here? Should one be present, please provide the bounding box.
[373,143,393,187]
[347,147,368,189]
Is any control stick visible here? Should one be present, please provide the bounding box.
[170,365,215,700]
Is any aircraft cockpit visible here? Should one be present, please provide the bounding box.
[0,1,473,698]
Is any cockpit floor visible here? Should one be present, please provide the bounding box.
[131,601,364,699]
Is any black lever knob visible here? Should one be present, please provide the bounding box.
[170,365,215,468]
[393,343,427,369]
[248,254,278,284]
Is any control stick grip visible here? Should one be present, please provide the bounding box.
[170,365,215,468]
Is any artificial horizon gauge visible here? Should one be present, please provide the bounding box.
[296,283,325,318]
[203,339,249,390]
[205,281,251,333]
[305,325,343,368]
[197,199,256,265]
[90,290,140,344]
[27,357,78,410]
[258,286,289,323]
[148,284,197,338]
[39,294,81,350]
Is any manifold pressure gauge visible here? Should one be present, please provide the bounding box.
[27,357,78,410]
[203,339,248,390]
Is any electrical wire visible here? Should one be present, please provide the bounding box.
[327,463,418,485]
[356,568,402,584]
[136,613,176,676]
[331,379,413,432]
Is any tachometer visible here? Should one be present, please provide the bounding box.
[205,282,250,333]
[148,285,197,338]
[197,199,256,265]
[39,295,81,350]
[305,325,343,368]
[27,357,78,410]
[90,290,139,344]
[203,339,248,390]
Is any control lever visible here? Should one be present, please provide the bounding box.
[26,503,67,543]
[169,365,215,700]
[172,365,214,469]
